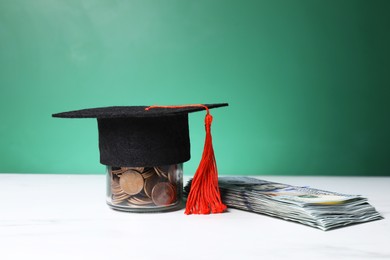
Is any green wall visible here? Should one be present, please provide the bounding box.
[1,0,389,175]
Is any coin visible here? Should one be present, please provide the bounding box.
[111,168,125,175]
[142,168,156,179]
[113,193,131,200]
[119,171,144,195]
[167,165,177,183]
[144,174,160,198]
[111,172,120,184]
[122,167,144,173]
[127,195,153,206]
[133,167,145,173]
[154,166,168,178]
[111,181,124,195]
[151,182,176,206]
[112,193,131,204]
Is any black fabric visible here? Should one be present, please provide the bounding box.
[52,103,228,167]
[52,103,228,118]
[97,115,190,167]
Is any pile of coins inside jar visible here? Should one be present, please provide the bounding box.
[108,165,180,208]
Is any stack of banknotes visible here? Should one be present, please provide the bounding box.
[184,177,383,231]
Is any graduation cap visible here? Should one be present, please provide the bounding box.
[52,103,228,214]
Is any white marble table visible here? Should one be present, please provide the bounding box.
[0,174,389,260]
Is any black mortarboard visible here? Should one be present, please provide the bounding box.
[52,103,227,167]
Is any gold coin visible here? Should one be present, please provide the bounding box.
[151,182,176,206]
[119,171,144,195]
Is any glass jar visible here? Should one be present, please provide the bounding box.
[106,164,183,212]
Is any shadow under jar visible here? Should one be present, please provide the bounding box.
[106,164,183,212]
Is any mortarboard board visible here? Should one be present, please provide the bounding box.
[52,103,228,214]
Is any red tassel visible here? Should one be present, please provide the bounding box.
[145,104,227,214]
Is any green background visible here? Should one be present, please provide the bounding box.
[1,0,389,175]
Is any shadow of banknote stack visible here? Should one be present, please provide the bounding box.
[184,177,383,231]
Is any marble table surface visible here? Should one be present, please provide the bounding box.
[0,174,389,260]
